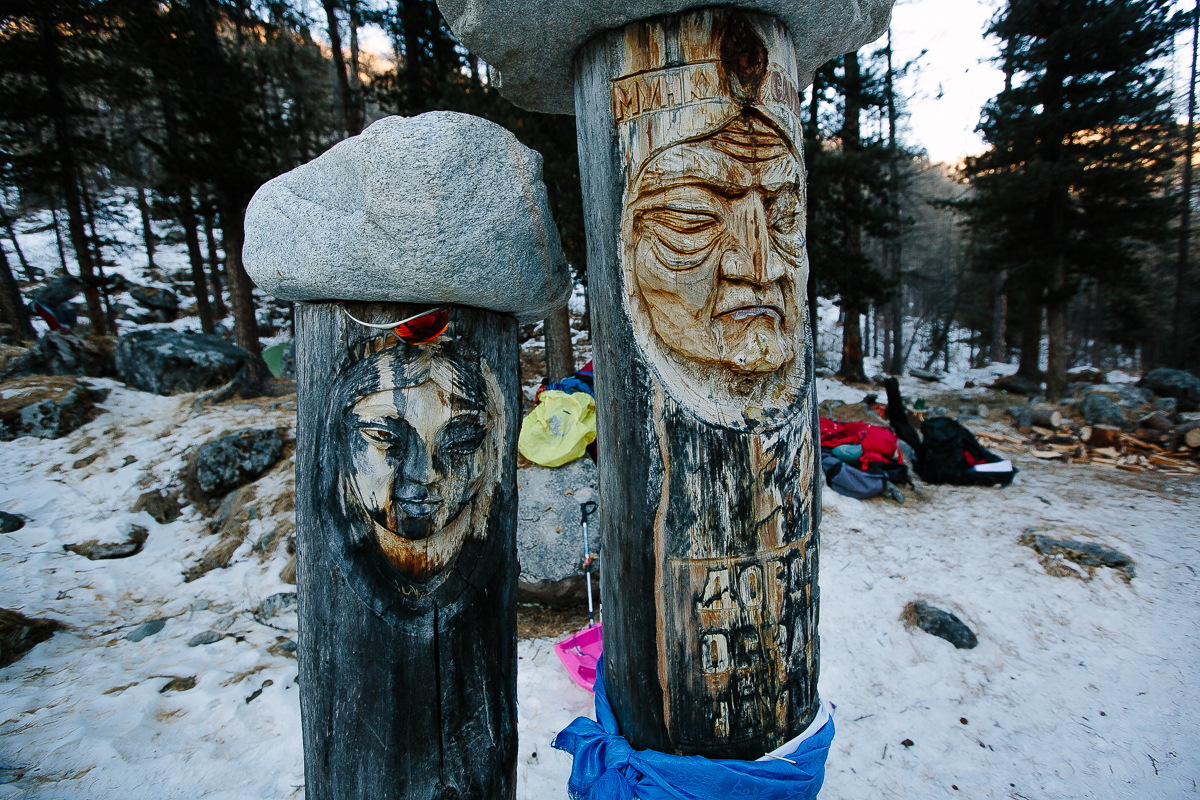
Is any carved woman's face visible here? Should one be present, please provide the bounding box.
[344,380,488,543]
[629,116,804,375]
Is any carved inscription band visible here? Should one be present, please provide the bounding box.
[612,62,804,126]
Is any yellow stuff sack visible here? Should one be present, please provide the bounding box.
[518,390,597,467]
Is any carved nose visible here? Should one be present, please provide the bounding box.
[399,437,436,489]
[720,197,773,286]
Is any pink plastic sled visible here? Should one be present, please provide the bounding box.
[554,623,603,692]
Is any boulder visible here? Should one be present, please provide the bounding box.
[900,600,977,650]
[516,457,599,606]
[991,374,1043,396]
[0,376,104,441]
[195,428,284,497]
[436,0,892,114]
[1151,397,1179,417]
[1139,368,1200,411]
[0,331,111,381]
[64,524,149,560]
[132,490,182,524]
[243,113,570,322]
[1075,392,1129,429]
[29,276,82,308]
[0,511,23,533]
[0,608,61,668]
[125,618,167,642]
[129,286,179,322]
[114,330,249,395]
[1077,383,1152,409]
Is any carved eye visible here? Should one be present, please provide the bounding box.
[768,192,800,236]
[639,206,722,269]
[360,427,399,448]
[439,418,487,456]
[643,208,718,236]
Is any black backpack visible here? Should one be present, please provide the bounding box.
[917,416,1017,487]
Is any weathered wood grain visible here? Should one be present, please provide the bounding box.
[574,8,822,760]
[295,301,518,800]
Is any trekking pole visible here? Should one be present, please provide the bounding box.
[580,501,598,627]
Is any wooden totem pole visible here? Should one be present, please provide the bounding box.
[242,112,571,798]
[439,0,892,759]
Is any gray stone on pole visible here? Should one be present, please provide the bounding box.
[438,0,893,113]
[244,111,570,322]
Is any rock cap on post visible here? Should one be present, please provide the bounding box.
[437,0,894,114]
[243,112,571,322]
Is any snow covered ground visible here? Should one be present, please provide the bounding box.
[1,376,1196,799]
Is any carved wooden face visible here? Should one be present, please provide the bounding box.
[345,383,488,542]
[334,340,501,583]
[629,114,804,376]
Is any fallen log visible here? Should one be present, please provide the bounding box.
[1083,425,1121,449]
[1030,407,1063,429]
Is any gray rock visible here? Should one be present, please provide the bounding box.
[0,331,111,381]
[0,511,23,533]
[1152,397,1179,416]
[0,376,100,441]
[1076,392,1129,429]
[129,286,179,323]
[29,276,82,308]
[437,0,893,114]
[187,630,223,647]
[901,600,977,650]
[268,638,297,659]
[255,592,297,620]
[132,490,182,524]
[243,113,570,322]
[1019,531,1135,580]
[991,374,1043,396]
[114,330,249,395]
[126,618,166,642]
[0,607,61,668]
[195,428,284,497]
[64,525,149,560]
[1077,383,1151,409]
[516,458,599,605]
[1139,368,1200,411]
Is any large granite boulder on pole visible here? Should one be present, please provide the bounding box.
[437,0,893,113]
[243,112,570,322]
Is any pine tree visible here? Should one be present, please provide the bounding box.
[961,0,1185,397]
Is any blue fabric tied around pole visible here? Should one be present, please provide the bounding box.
[552,658,834,800]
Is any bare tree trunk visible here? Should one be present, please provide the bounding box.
[221,199,267,393]
[0,206,34,281]
[346,0,365,135]
[0,242,36,342]
[136,184,158,276]
[543,305,574,381]
[323,0,354,138]
[837,50,866,382]
[179,187,215,333]
[204,207,226,318]
[1174,1,1199,365]
[1017,287,1043,381]
[50,205,69,274]
[1046,256,1068,399]
[839,302,867,382]
[990,269,1008,363]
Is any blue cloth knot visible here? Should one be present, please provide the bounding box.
[552,658,834,800]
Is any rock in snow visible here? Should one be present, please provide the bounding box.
[195,428,284,497]
[114,330,249,395]
[0,331,112,382]
[1139,367,1200,411]
[901,600,978,650]
[0,376,104,441]
[516,458,598,606]
[125,618,167,643]
[0,607,61,668]
[0,511,24,533]
[64,524,149,561]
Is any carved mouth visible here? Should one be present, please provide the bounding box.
[396,497,444,518]
[717,305,783,322]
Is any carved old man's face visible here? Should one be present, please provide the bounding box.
[629,114,804,376]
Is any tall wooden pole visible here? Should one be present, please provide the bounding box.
[574,9,821,758]
[294,301,518,799]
